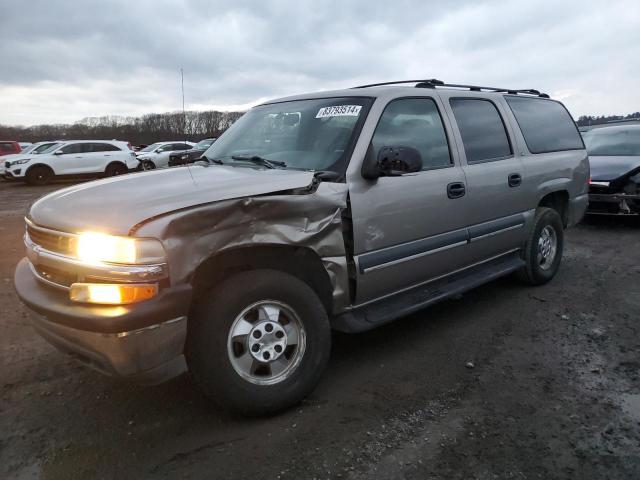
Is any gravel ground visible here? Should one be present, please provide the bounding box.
[1,180,639,480]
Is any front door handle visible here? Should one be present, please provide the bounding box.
[447,182,466,199]
[508,173,522,187]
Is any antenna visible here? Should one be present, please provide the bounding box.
[181,67,196,185]
[181,68,186,144]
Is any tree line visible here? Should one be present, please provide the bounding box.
[576,112,640,127]
[0,110,244,145]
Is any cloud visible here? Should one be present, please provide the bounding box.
[0,0,638,125]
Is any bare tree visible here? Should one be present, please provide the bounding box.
[0,110,245,145]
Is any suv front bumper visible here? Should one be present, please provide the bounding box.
[14,258,192,384]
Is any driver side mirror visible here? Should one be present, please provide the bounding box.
[53,150,63,155]
[361,146,423,179]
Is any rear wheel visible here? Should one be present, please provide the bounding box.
[517,207,564,285]
[105,162,128,177]
[187,269,331,416]
[25,166,53,186]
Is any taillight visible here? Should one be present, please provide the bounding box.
[127,142,133,150]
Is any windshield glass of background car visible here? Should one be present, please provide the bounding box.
[196,139,214,149]
[34,143,59,154]
[583,127,640,156]
[140,143,162,152]
[203,97,373,172]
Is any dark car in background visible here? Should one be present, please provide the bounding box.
[583,125,640,215]
[168,138,217,167]
[0,141,21,156]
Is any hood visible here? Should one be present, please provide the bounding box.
[589,156,640,182]
[29,165,315,235]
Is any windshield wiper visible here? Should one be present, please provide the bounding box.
[231,155,286,169]
[201,155,223,165]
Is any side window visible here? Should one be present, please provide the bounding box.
[450,99,512,163]
[371,98,452,170]
[505,96,584,153]
[90,143,120,152]
[174,143,191,150]
[60,143,82,154]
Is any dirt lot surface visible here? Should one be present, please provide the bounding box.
[1,180,639,480]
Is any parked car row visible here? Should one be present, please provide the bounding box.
[2,138,217,185]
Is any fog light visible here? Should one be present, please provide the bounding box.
[70,283,158,305]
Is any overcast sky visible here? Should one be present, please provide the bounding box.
[1,0,638,126]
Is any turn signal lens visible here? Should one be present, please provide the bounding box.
[70,283,158,305]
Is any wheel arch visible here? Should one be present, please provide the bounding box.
[105,160,127,172]
[538,190,569,228]
[190,244,334,314]
[25,163,55,176]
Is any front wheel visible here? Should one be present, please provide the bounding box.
[517,207,564,285]
[186,269,331,416]
[25,166,53,186]
[140,160,155,170]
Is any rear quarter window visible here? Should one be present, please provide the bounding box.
[505,96,584,154]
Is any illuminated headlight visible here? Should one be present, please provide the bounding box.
[11,158,31,166]
[76,232,165,265]
[70,283,158,305]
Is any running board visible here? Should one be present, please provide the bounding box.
[332,251,524,333]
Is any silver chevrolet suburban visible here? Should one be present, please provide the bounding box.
[14,79,589,415]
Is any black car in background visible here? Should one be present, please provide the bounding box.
[583,125,640,215]
[168,138,217,166]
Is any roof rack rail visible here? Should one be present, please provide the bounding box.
[351,79,549,98]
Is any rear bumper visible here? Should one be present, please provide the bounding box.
[567,193,588,226]
[14,257,192,383]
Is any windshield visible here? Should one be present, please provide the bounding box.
[583,127,640,156]
[34,142,59,154]
[140,142,162,152]
[203,97,372,172]
[196,139,215,149]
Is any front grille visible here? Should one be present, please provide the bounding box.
[27,224,77,256]
[33,264,77,288]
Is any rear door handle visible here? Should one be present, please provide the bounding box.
[447,182,466,199]
[508,173,522,187]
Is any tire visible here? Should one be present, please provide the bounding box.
[105,162,128,177]
[25,166,53,186]
[517,207,564,285]
[141,160,155,170]
[186,269,331,416]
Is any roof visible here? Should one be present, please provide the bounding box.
[261,79,550,106]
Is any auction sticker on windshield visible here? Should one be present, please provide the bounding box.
[316,105,362,118]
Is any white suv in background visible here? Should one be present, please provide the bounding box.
[0,141,61,176]
[4,140,137,185]
[136,141,195,170]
